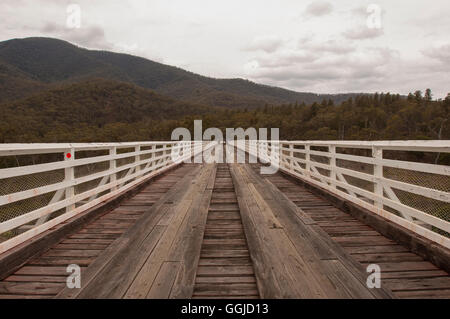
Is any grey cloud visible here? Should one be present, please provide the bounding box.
[253,68,342,82]
[257,52,319,68]
[243,36,284,53]
[304,1,333,17]
[343,27,384,40]
[245,45,397,92]
[422,43,450,64]
[65,26,113,50]
[39,22,113,50]
[300,39,355,55]
[350,6,368,17]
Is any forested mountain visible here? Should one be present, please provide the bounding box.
[0,60,48,104]
[0,79,448,145]
[0,37,361,108]
[0,37,447,145]
[0,79,218,142]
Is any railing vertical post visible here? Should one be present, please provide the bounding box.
[305,144,311,179]
[166,143,171,164]
[135,145,141,175]
[151,144,156,167]
[289,143,294,171]
[330,145,337,189]
[65,147,75,213]
[373,146,383,209]
[110,146,117,191]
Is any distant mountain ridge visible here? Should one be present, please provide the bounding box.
[0,37,364,107]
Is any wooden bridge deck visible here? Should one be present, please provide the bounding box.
[0,161,449,299]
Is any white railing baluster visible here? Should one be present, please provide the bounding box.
[372,146,384,210]
[65,147,75,213]
[305,144,311,179]
[289,143,294,171]
[110,146,117,191]
[135,145,141,175]
[330,145,337,189]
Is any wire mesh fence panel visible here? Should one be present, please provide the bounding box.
[241,140,450,248]
[0,141,216,253]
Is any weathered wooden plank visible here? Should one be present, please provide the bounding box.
[196,266,255,276]
[345,245,410,254]
[169,164,216,299]
[0,282,64,295]
[0,294,52,299]
[3,275,67,284]
[60,238,114,245]
[16,266,84,276]
[124,164,214,299]
[193,283,259,296]
[201,250,250,258]
[243,166,336,261]
[362,261,438,272]
[79,224,166,299]
[229,165,285,298]
[395,289,450,299]
[381,270,448,279]
[352,252,423,263]
[233,164,342,298]
[319,259,374,299]
[28,257,94,267]
[56,164,204,299]
[384,276,450,291]
[241,164,387,298]
[43,249,102,258]
[69,233,120,239]
[198,258,252,266]
[146,261,181,298]
[195,276,256,284]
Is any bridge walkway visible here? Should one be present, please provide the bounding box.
[0,161,449,299]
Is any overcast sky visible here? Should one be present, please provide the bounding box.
[1,0,449,98]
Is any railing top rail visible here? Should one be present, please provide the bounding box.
[0,141,198,156]
[245,140,450,151]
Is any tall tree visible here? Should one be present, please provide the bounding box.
[424,88,432,102]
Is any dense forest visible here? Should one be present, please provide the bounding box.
[0,77,448,144]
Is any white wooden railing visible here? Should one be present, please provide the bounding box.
[0,141,216,254]
[237,140,450,249]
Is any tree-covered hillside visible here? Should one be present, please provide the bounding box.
[0,37,363,108]
[1,79,447,145]
[0,79,218,142]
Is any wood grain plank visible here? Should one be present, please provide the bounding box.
[146,261,181,298]
[56,164,204,299]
